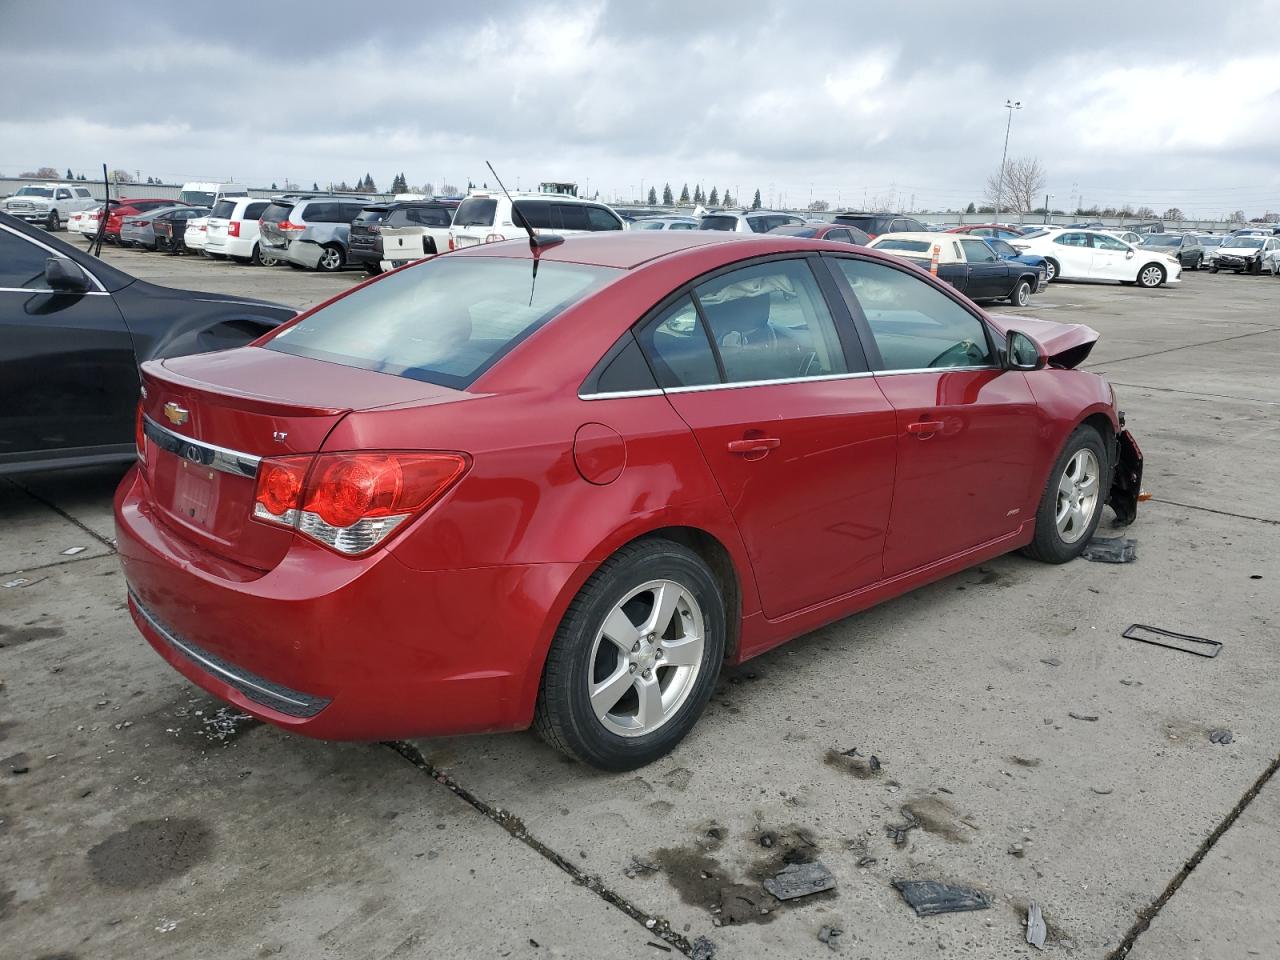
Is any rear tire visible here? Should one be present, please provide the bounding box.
[316,244,344,272]
[1209,265,1219,273]
[534,538,725,771]
[1044,258,1059,282]
[1010,279,1032,306]
[1022,425,1107,564]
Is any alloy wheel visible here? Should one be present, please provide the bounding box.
[1055,449,1101,544]
[1139,265,1163,287]
[319,247,342,271]
[587,580,705,738]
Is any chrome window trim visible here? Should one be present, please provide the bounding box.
[0,286,109,296]
[0,221,108,292]
[142,414,262,478]
[129,592,313,710]
[579,366,1004,399]
[874,364,999,376]
[663,370,877,394]
[579,388,666,401]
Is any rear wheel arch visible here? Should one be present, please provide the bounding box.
[638,526,742,663]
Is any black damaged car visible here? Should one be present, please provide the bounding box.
[0,212,297,475]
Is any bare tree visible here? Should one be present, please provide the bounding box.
[110,168,134,184]
[983,156,1046,214]
[807,199,830,212]
[1134,206,1155,219]
[1162,207,1184,221]
[20,166,61,178]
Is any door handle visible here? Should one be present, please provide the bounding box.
[907,420,943,438]
[727,437,781,456]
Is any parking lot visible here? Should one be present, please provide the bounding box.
[3,247,1278,959]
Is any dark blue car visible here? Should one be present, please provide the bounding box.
[988,237,1050,277]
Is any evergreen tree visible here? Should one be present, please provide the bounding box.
[647,186,658,205]
[708,187,719,206]
[723,189,733,206]
[751,189,762,210]
[312,182,319,192]
[66,167,74,179]
[965,201,976,214]
[271,182,278,190]
[662,183,674,205]
[693,184,704,204]
[467,179,475,190]
[363,172,377,192]
[679,184,690,204]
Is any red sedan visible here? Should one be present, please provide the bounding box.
[116,231,1142,770]
[102,197,187,242]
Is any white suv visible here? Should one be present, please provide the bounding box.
[204,197,276,265]
[449,192,624,249]
[698,209,805,233]
[2,183,98,230]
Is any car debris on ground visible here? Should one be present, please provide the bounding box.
[763,861,836,901]
[1124,624,1222,658]
[1081,537,1137,563]
[1209,729,1234,744]
[892,879,992,917]
[817,925,843,951]
[1026,901,1047,949]
[689,935,716,960]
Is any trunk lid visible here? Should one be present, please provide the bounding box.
[138,347,453,571]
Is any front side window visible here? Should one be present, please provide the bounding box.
[959,239,998,263]
[695,259,847,384]
[585,206,623,230]
[56,189,72,200]
[266,256,617,389]
[832,258,993,372]
[636,296,720,389]
[0,230,52,288]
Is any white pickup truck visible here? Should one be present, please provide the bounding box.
[2,182,98,230]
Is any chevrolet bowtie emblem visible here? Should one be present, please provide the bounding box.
[163,402,189,426]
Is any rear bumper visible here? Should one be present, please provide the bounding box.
[346,244,381,267]
[114,466,581,740]
[205,234,254,257]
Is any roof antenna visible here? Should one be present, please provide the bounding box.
[486,160,563,253]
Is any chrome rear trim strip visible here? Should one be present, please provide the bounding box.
[142,415,261,478]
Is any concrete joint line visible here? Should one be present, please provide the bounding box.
[1089,325,1280,367]
[384,740,697,957]
[1108,753,1280,959]
[13,480,118,552]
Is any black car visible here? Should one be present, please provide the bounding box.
[0,213,296,475]
[1138,233,1205,270]
[347,200,458,274]
[154,207,211,254]
[832,212,929,237]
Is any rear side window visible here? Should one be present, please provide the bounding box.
[832,258,993,372]
[513,201,555,229]
[0,229,53,288]
[637,297,720,389]
[337,203,365,223]
[557,204,591,230]
[265,257,618,389]
[243,201,268,219]
[695,259,847,384]
[262,202,294,223]
[211,200,237,219]
[75,188,92,198]
[406,206,452,226]
[454,197,498,227]
[585,206,622,230]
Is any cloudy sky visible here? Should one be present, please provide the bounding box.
[3,0,1279,217]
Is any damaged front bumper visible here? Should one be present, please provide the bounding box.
[1107,427,1144,526]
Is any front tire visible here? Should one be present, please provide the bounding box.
[1192,254,1203,271]
[534,538,725,771]
[46,211,61,231]
[1137,263,1166,288]
[1022,425,1107,564]
[1010,279,1032,306]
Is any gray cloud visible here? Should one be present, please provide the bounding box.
[2,0,1278,215]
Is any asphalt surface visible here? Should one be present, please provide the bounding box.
[3,244,1278,960]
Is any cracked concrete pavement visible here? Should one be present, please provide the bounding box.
[2,247,1277,958]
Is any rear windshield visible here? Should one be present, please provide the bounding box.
[1141,235,1180,247]
[700,215,739,231]
[454,197,498,227]
[261,202,295,223]
[210,199,237,219]
[835,215,884,231]
[771,226,817,237]
[874,239,932,253]
[356,208,391,223]
[264,256,619,389]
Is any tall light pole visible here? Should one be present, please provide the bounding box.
[994,98,1022,221]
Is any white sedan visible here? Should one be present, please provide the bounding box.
[184,216,210,255]
[68,206,102,241]
[1014,228,1181,287]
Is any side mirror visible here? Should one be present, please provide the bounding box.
[1006,330,1046,371]
[1125,249,1135,259]
[45,257,91,293]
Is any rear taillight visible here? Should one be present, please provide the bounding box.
[278,220,305,233]
[484,233,506,243]
[135,403,146,463]
[252,452,468,555]
[448,235,456,251]
[135,220,150,227]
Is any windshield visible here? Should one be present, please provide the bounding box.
[1226,237,1265,249]
[1141,235,1180,247]
[699,215,739,231]
[771,226,818,237]
[15,186,54,198]
[453,197,498,227]
[265,256,619,389]
[178,190,217,206]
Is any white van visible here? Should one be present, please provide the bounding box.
[448,192,625,249]
[178,181,249,207]
[204,196,276,265]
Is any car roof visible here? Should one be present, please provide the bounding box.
[873,231,959,244]
[447,230,900,271]
[464,192,609,206]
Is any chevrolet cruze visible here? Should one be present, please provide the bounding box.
[115,231,1142,770]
